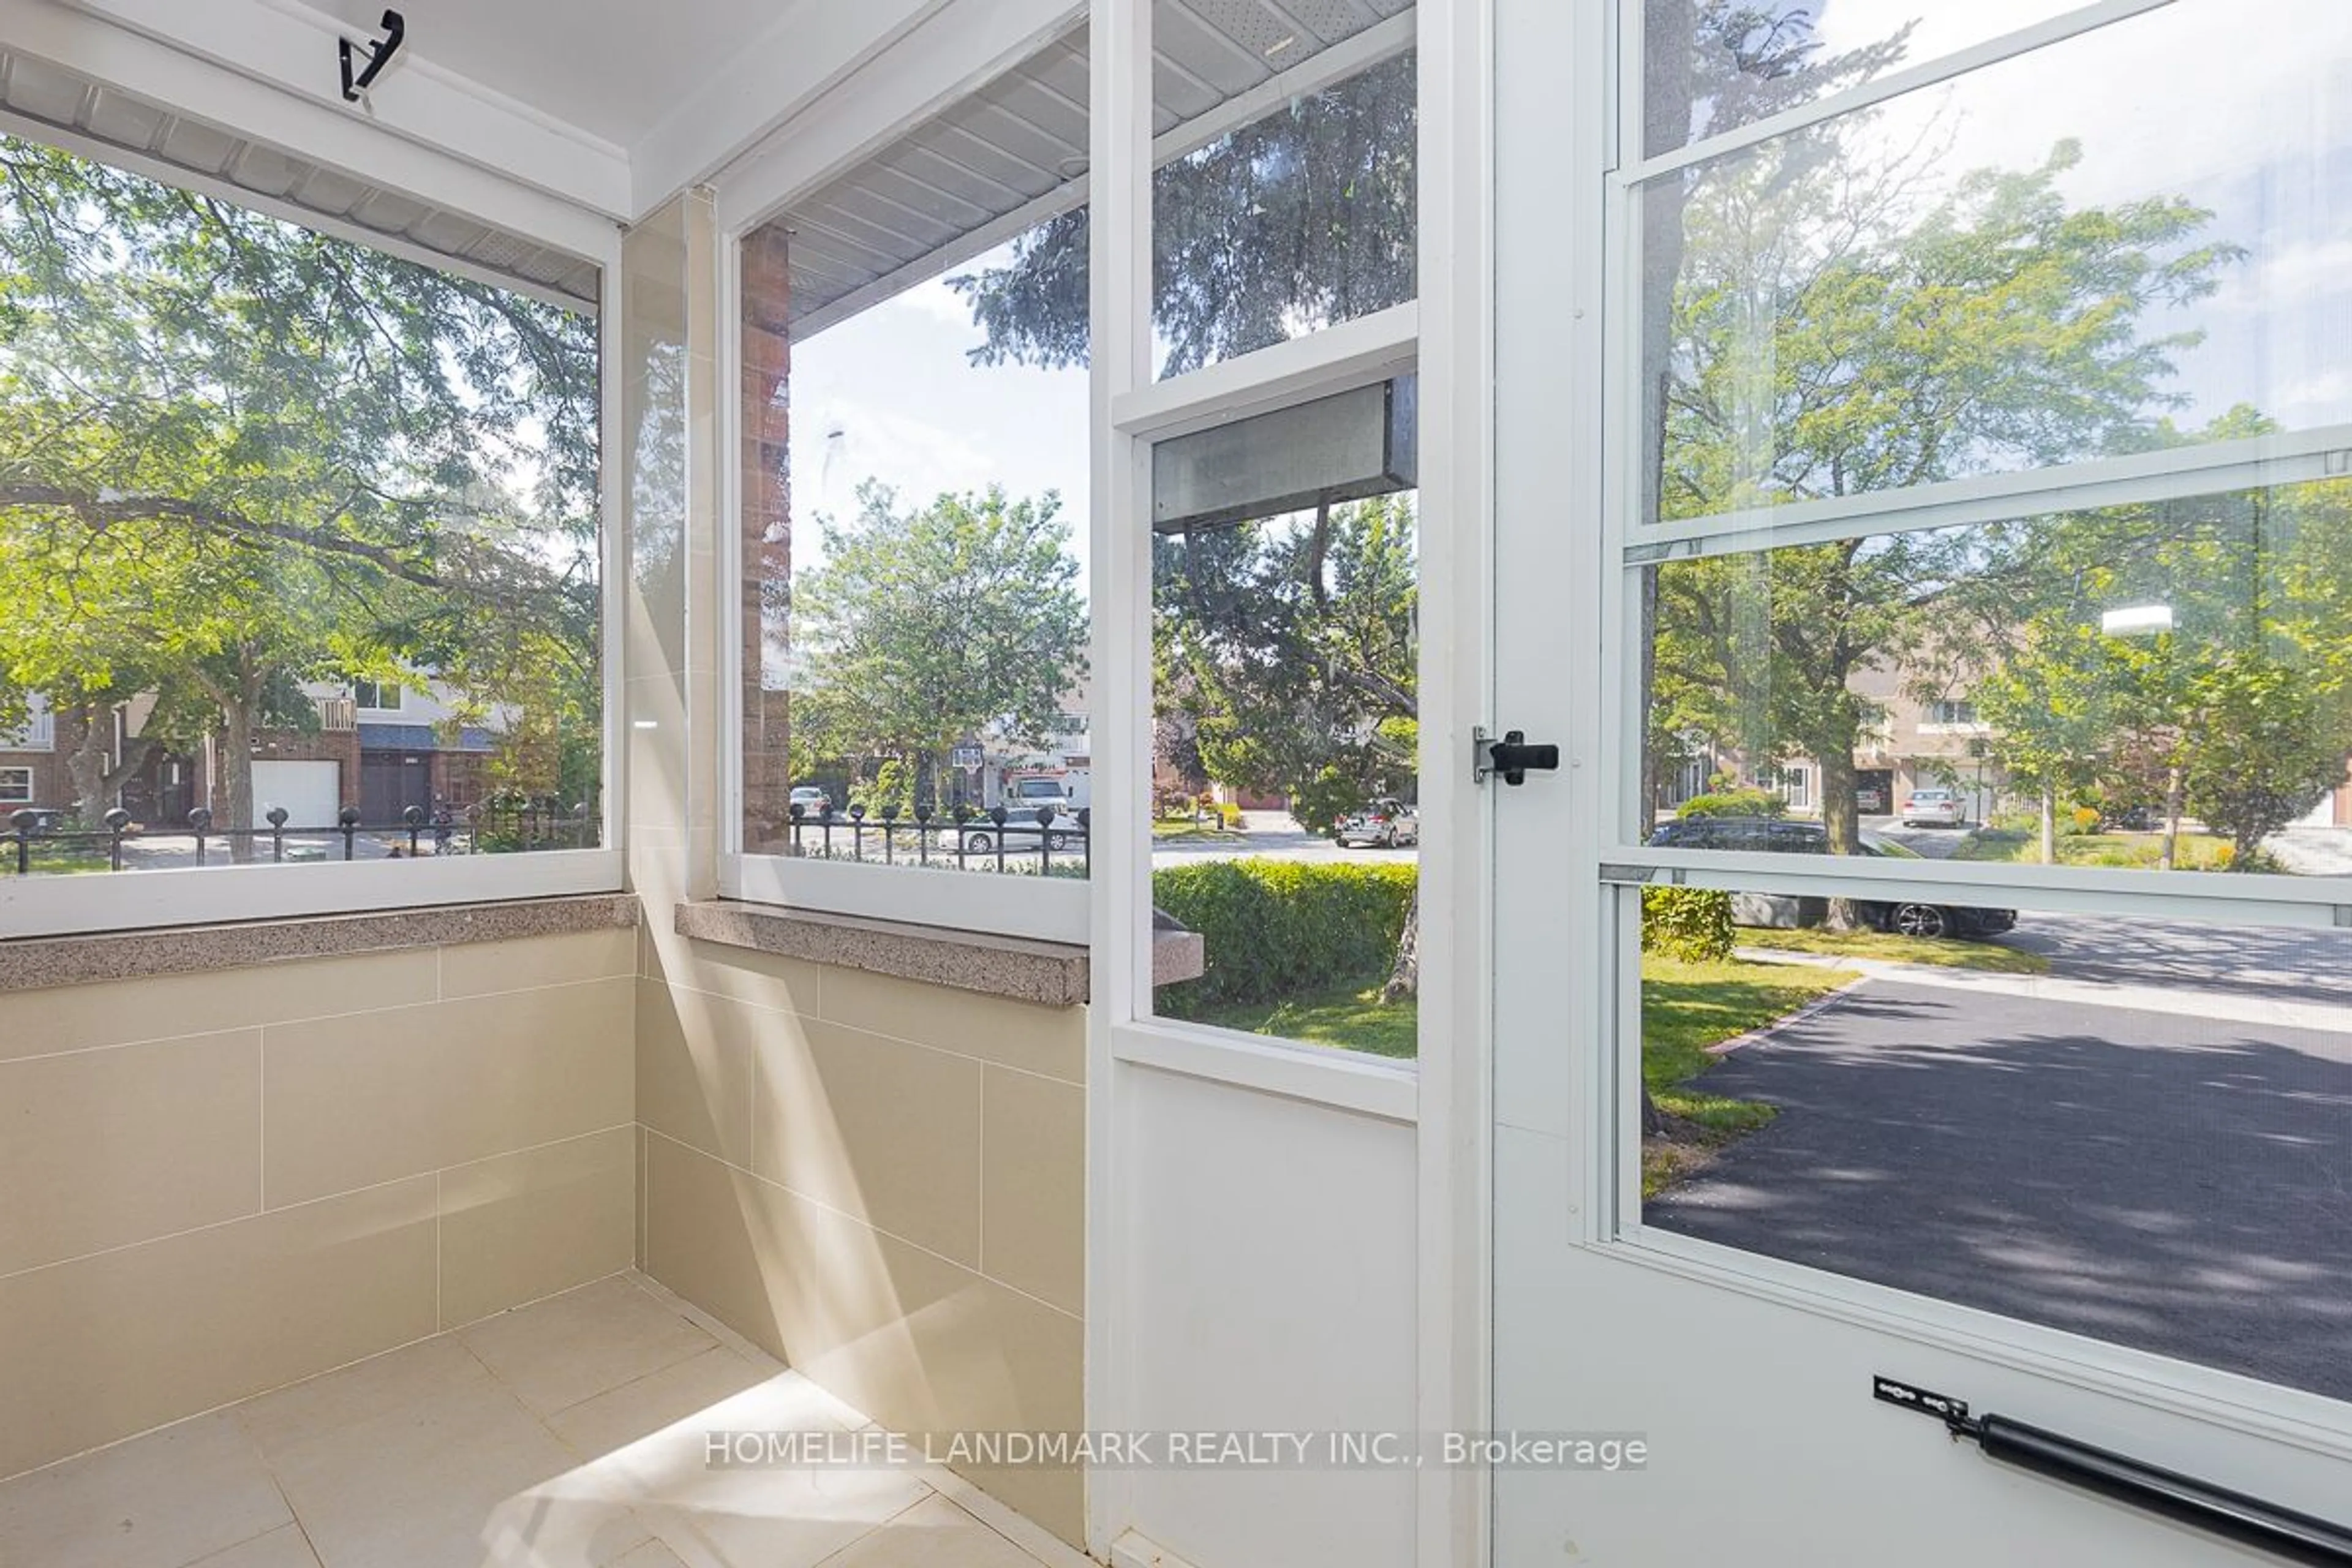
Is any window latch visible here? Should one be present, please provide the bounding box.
[1473,727,1561,786]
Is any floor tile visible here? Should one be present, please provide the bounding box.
[639,1468,934,1568]
[235,1338,484,1460]
[459,1276,717,1417]
[545,1348,782,1461]
[812,1494,1041,1567]
[0,1412,290,1568]
[187,1525,323,1566]
[266,1359,646,1568]
[603,1544,691,1568]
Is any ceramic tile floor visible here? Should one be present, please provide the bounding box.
[0,1272,1090,1568]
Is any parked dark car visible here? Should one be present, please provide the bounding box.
[1645,816,2016,939]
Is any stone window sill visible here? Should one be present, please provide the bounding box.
[676,900,1207,1005]
[0,893,639,993]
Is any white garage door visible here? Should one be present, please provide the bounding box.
[250,760,341,829]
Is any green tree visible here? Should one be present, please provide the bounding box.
[0,137,600,850]
[790,483,1087,812]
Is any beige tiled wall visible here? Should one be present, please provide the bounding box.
[635,942,1088,1546]
[620,192,1091,1549]
[0,927,638,1481]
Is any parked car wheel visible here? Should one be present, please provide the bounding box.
[963,831,995,853]
[1046,831,1072,851]
[1889,902,1950,938]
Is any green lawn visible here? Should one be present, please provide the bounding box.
[1954,826,2240,872]
[1153,818,1244,841]
[1194,955,1858,1197]
[1738,926,2048,974]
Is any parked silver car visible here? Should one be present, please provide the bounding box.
[1334,799,1419,848]
[1899,786,1969,827]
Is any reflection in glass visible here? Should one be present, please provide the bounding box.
[1640,483,2352,874]
[1151,51,1417,378]
[1638,1,2071,159]
[1637,889,2352,1403]
[1637,0,2351,524]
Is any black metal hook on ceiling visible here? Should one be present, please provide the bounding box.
[339,9,406,104]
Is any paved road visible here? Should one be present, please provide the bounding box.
[1151,810,1414,869]
[1649,979,2352,1401]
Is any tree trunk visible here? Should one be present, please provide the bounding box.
[221,682,258,864]
[1381,884,1420,1003]
[61,704,153,824]
[2038,783,2059,865]
[2160,764,2185,872]
[1817,745,1865,930]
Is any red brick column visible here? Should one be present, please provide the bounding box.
[741,221,794,852]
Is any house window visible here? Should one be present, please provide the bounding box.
[728,39,1092,937]
[1926,699,1980,728]
[0,767,31,804]
[0,132,606,932]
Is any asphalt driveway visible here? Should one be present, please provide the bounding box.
[1647,978,2352,1401]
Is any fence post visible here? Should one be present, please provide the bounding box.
[1036,805,1055,872]
[402,804,423,858]
[105,807,131,872]
[880,803,899,865]
[339,805,360,860]
[788,802,805,858]
[1079,807,1091,875]
[819,804,835,859]
[9,809,33,876]
[849,803,867,862]
[266,806,289,862]
[954,805,972,869]
[188,806,212,867]
[990,805,1009,873]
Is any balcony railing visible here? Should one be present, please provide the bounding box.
[5,798,598,874]
[781,802,1090,876]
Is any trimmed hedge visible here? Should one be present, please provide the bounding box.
[1676,788,1787,820]
[1153,858,1417,1015]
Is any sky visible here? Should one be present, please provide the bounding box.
[786,241,1091,586]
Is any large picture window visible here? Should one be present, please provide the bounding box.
[0,137,603,905]
[1613,0,2352,1406]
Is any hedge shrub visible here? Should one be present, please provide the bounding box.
[1641,886,1736,963]
[1676,788,1787,820]
[1153,858,1417,1015]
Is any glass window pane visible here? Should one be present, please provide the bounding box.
[1149,384,1420,1058]
[737,216,1093,879]
[1639,1,2075,160]
[1638,0,2351,526]
[1152,47,1417,379]
[0,137,603,883]
[1640,482,2352,877]
[1637,886,2352,1402]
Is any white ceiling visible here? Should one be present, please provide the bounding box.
[309,0,801,149]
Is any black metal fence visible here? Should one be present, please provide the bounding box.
[781,802,1090,876]
[6,798,598,875]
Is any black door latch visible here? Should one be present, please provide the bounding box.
[1474,727,1561,786]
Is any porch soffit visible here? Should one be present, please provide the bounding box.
[0,45,601,307]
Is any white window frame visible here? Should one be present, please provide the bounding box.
[0,143,626,943]
[1563,0,2352,1448]
[0,767,32,804]
[712,3,1436,949]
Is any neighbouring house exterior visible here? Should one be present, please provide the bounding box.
[11,680,508,829]
[1660,655,2011,821]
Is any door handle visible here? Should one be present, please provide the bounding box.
[1474,728,1561,786]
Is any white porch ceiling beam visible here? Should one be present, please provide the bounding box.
[711,0,1084,235]
[633,0,967,223]
[48,0,632,219]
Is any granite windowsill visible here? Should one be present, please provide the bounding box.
[0,894,640,993]
[674,900,1208,1005]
